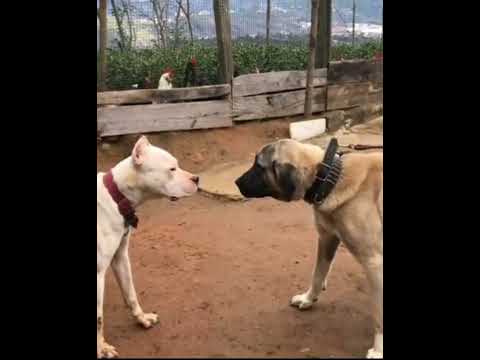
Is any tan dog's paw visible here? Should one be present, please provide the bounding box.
[136,312,159,329]
[290,292,316,310]
[98,340,118,358]
[322,280,328,291]
[366,348,383,358]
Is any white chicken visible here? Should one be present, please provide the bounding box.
[158,69,174,89]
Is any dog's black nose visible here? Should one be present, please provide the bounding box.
[191,176,200,184]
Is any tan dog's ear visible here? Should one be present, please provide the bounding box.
[132,136,150,165]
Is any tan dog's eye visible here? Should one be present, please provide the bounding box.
[170,168,176,172]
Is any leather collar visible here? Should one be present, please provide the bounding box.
[102,170,139,228]
[304,138,343,205]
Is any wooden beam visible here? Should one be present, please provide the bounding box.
[315,0,331,68]
[98,0,108,91]
[97,84,231,105]
[304,0,321,117]
[213,0,233,85]
[328,59,383,85]
[233,69,327,97]
[233,87,326,121]
[97,100,233,136]
[234,82,373,121]
[327,82,370,110]
[367,87,383,107]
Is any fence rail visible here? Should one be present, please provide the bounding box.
[97,59,383,137]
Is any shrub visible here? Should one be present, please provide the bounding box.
[100,40,382,90]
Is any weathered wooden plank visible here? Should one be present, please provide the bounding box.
[233,87,326,121]
[97,84,231,105]
[97,100,233,136]
[234,82,372,121]
[151,84,231,103]
[98,90,156,105]
[233,69,327,97]
[327,82,370,110]
[328,59,383,84]
[367,87,383,105]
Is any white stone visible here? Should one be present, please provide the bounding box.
[289,118,326,141]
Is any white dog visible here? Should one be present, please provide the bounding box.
[97,136,199,358]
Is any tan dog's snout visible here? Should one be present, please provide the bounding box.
[191,175,200,185]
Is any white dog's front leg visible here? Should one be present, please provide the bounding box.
[111,235,159,329]
[98,271,118,358]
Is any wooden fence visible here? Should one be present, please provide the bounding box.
[97,59,382,137]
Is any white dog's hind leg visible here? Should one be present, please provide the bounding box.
[97,271,118,358]
[111,235,159,329]
[291,233,340,310]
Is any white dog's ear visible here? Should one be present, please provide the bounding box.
[132,136,150,165]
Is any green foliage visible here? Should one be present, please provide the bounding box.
[330,40,382,60]
[101,40,382,91]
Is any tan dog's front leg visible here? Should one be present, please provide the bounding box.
[291,232,340,310]
[97,271,118,358]
[111,237,159,329]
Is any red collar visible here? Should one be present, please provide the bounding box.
[102,170,139,228]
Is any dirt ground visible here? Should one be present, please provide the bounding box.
[97,119,374,358]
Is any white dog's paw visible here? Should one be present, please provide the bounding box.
[290,292,316,310]
[366,348,383,358]
[97,340,118,358]
[136,312,159,329]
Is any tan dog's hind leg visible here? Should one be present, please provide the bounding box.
[97,271,118,358]
[364,254,383,358]
[111,235,159,329]
[291,231,340,310]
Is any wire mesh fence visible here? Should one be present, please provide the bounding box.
[97,0,382,90]
[97,1,382,49]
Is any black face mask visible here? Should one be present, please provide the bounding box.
[235,158,273,199]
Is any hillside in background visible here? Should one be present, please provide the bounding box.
[98,0,382,48]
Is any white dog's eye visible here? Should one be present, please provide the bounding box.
[170,167,176,172]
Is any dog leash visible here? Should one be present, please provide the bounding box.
[345,144,383,150]
[337,144,383,155]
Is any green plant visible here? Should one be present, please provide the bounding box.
[99,40,382,91]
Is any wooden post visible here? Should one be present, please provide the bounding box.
[304,0,320,117]
[213,0,233,85]
[352,0,356,46]
[266,0,271,46]
[99,0,108,91]
[315,0,331,69]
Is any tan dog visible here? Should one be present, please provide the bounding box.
[97,136,199,358]
[235,139,383,358]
